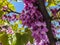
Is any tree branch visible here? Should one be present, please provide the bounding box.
[8,8,21,14]
[6,8,21,14]
[37,0,56,45]
[51,14,60,20]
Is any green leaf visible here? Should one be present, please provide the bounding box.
[25,28,33,44]
[15,33,24,45]
[15,28,33,45]
[12,24,18,31]
[8,3,15,11]
[0,33,9,45]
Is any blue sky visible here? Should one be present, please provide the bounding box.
[10,1,24,13]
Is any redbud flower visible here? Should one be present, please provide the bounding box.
[2,15,7,20]
[50,8,58,16]
[2,6,8,11]
[26,41,32,45]
[6,27,14,34]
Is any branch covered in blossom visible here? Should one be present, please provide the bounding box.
[38,0,56,45]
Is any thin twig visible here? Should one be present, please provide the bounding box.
[6,8,21,14]
[8,8,21,14]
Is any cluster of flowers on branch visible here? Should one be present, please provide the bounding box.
[0,25,14,34]
[2,14,19,21]
[20,0,50,45]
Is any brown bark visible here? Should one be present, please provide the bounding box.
[37,0,56,45]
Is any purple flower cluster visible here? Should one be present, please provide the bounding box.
[50,8,60,16]
[20,0,49,44]
[2,14,18,21]
[0,25,14,34]
[51,24,57,37]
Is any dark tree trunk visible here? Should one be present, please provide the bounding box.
[37,0,56,45]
